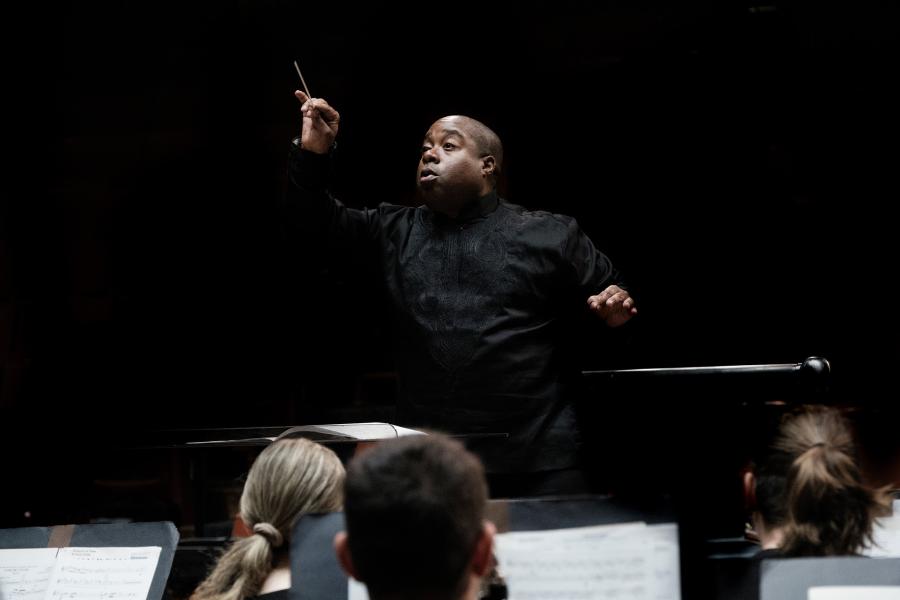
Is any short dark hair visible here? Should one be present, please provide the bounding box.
[343,434,487,600]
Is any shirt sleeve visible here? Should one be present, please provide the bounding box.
[562,217,623,296]
[283,138,382,250]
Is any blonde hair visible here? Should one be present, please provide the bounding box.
[770,406,891,556]
[191,438,345,600]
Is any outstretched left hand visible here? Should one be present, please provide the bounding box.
[587,285,637,328]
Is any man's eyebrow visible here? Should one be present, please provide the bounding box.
[423,128,466,145]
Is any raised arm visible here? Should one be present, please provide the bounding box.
[284,91,381,249]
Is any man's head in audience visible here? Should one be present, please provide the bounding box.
[334,433,496,600]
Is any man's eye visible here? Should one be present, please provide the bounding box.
[421,146,432,154]
[443,143,456,150]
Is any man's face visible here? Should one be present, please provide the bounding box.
[417,117,491,215]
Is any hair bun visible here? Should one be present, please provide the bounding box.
[252,522,284,548]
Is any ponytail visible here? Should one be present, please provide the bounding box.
[191,534,275,600]
[771,407,891,556]
[191,438,345,599]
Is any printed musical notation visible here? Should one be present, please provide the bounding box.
[346,521,681,600]
[0,549,57,600]
[495,522,681,600]
[0,547,160,600]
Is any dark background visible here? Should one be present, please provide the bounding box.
[2,0,898,545]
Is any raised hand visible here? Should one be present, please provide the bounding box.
[294,90,340,154]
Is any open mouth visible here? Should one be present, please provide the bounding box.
[419,168,438,182]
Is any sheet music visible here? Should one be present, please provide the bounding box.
[345,522,680,600]
[0,549,58,600]
[4,547,162,600]
[46,547,160,600]
[646,524,681,600]
[495,522,655,600]
[312,423,425,439]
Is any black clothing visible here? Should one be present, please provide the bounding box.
[287,145,623,472]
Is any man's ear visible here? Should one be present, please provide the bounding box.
[743,470,757,511]
[333,531,361,581]
[471,520,497,578]
[481,155,496,177]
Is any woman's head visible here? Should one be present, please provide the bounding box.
[191,438,345,600]
[240,437,345,539]
[751,405,890,556]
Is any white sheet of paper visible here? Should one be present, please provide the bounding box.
[345,522,680,600]
[45,546,161,600]
[646,523,681,600]
[495,522,655,600]
[347,577,369,600]
[808,586,900,600]
[866,515,900,558]
[0,548,59,600]
[314,423,425,439]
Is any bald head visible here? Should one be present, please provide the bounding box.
[417,115,504,216]
[441,116,503,179]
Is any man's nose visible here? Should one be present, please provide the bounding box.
[422,147,439,163]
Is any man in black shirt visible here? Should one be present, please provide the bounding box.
[287,91,637,493]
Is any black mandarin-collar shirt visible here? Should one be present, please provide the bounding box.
[286,144,622,472]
